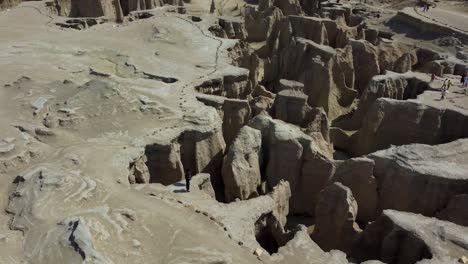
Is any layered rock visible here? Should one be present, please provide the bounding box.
[222,99,251,146]
[210,16,247,40]
[368,139,468,217]
[312,183,361,253]
[273,89,312,127]
[355,210,468,263]
[267,37,356,119]
[350,98,468,156]
[249,115,333,215]
[53,0,184,21]
[195,67,252,99]
[350,39,417,93]
[222,126,262,202]
[144,142,184,185]
[337,71,430,131]
[245,1,283,42]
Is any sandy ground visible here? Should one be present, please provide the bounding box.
[0,0,263,263]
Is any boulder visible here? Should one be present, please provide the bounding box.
[271,226,350,264]
[355,210,468,264]
[312,183,362,253]
[128,155,150,184]
[250,95,274,116]
[222,126,262,202]
[304,107,330,143]
[222,99,251,147]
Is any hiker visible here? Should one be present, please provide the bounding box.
[464,76,468,88]
[185,169,192,192]
[440,86,447,100]
[461,73,466,84]
[447,79,452,91]
[430,72,435,82]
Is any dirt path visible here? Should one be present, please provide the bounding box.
[413,6,468,33]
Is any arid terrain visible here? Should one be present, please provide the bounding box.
[0,0,467,263]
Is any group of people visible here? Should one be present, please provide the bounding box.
[420,3,431,12]
[437,73,468,100]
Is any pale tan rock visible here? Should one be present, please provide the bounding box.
[222,126,262,202]
[222,99,251,147]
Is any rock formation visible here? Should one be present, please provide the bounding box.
[350,98,468,156]
[312,182,361,253]
[222,126,262,202]
[355,210,468,264]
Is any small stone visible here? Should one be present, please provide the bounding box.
[459,256,468,264]
[254,248,263,257]
[132,239,141,248]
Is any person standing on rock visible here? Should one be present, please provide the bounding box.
[447,79,452,91]
[431,72,436,82]
[185,169,192,192]
[440,86,447,100]
[461,73,466,84]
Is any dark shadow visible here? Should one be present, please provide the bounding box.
[173,182,186,187]
[173,189,188,193]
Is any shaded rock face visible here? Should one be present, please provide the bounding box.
[195,68,252,99]
[222,99,252,147]
[54,0,183,21]
[130,127,226,200]
[333,158,378,223]
[128,155,151,184]
[0,0,20,9]
[210,17,247,40]
[337,71,431,131]
[350,39,417,93]
[350,98,468,156]
[222,126,262,202]
[437,194,468,227]
[267,37,356,119]
[245,3,283,42]
[355,210,468,264]
[144,142,184,185]
[312,183,361,254]
[368,140,468,218]
[249,115,334,215]
[273,90,312,127]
